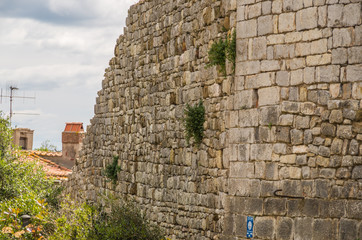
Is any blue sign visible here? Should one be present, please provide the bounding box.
[246,216,254,238]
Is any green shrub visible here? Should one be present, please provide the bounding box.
[0,112,59,239]
[50,196,165,240]
[184,100,206,147]
[207,30,236,76]
[104,155,121,183]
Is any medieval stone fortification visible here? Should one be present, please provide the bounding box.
[65,0,362,239]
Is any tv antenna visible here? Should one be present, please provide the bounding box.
[0,85,37,125]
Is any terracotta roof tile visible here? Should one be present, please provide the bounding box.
[21,151,71,180]
[64,122,84,132]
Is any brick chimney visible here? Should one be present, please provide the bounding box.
[62,122,85,161]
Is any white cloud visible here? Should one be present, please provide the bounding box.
[0,0,140,149]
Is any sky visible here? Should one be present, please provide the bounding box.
[0,0,138,150]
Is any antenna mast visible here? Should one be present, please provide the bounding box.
[0,86,36,125]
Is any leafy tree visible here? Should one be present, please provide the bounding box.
[35,140,58,152]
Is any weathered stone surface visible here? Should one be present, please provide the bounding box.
[66,1,362,239]
[237,19,257,39]
[352,165,362,179]
[258,15,273,36]
[321,123,336,137]
[312,219,337,240]
[339,219,358,240]
[276,217,293,240]
[294,217,313,240]
[279,13,296,32]
[258,87,280,106]
[296,7,317,31]
[259,106,280,126]
[333,28,353,47]
[265,198,287,215]
[251,144,273,160]
[255,217,275,239]
[234,90,257,109]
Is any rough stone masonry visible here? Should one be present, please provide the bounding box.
[65,0,362,239]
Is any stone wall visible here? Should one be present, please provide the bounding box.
[223,0,361,239]
[65,0,362,239]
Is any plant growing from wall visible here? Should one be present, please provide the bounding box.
[184,100,206,147]
[207,30,236,76]
[104,155,121,184]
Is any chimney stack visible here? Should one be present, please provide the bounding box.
[62,122,85,161]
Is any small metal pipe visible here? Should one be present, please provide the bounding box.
[273,189,305,199]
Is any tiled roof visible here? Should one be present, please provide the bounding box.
[31,150,62,157]
[21,151,71,180]
[64,122,84,132]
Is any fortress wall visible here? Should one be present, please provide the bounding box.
[66,0,362,239]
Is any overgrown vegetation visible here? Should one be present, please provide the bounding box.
[104,155,121,184]
[207,30,236,76]
[51,197,164,240]
[184,100,206,147]
[0,112,60,239]
[0,113,165,240]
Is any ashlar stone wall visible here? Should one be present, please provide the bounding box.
[65,0,362,239]
[66,0,238,239]
[222,0,361,239]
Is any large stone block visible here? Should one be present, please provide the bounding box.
[316,65,340,83]
[258,87,280,106]
[237,19,257,39]
[259,106,280,125]
[255,217,275,239]
[333,28,353,47]
[346,65,362,82]
[339,219,358,240]
[251,144,273,160]
[229,128,256,144]
[279,13,296,32]
[243,198,263,216]
[310,39,327,54]
[236,39,248,62]
[296,7,317,31]
[234,90,257,109]
[348,47,362,64]
[230,162,255,178]
[276,217,293,240]
[274,44,295,59]
[236,60,261,75]
[265,162,279,180]
[249,37,267,60]
[332,48,347,64]
[239,109,259,127]
[229,179,251,196]
[320,200,345,218]
[245,72,274,89]
[264,199,287,215]
[258,15,273,36]
[294,217,313,240]
[312,219,337,240]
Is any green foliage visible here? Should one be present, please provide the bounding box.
[184,100,206,147]
[89,197,164,240]
[207,38,227,75]
[0,113,59,239]
[207,30,236,76]
[0,113,12,158]
[35,140,58,152]
[104,155,121,183]
[50,197,165,240]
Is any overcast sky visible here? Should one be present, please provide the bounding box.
[0,0,138,150]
